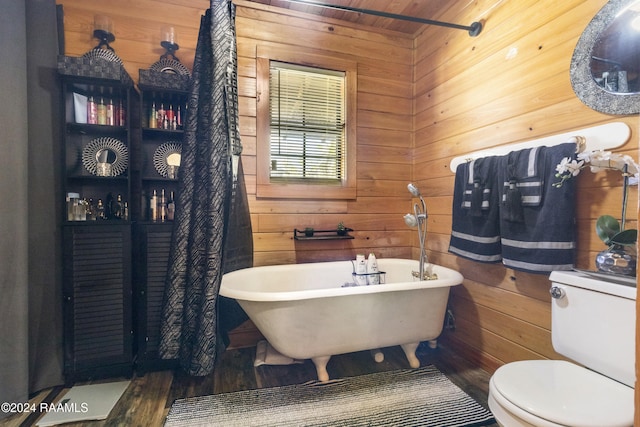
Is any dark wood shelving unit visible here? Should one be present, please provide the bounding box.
[57,58,191,382]
[133,74,189,375]
[58,61,138,385]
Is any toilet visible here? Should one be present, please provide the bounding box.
[488,270,636,427]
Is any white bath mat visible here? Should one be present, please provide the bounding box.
[253,340,304,366]
[36,380,130,426]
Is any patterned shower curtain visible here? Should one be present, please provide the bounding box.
[159,0,252,377]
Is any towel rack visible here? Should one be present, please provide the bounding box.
[449,122,631,173]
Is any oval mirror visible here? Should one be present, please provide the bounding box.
[96,148,117,164]
[166,152,181,166]
[570,0,640,114]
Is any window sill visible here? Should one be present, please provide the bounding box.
[256,183,356,200]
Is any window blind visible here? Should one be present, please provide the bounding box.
[269,62,346,182]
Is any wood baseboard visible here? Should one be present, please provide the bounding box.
[439,335,502,375]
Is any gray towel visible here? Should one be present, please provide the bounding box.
[449,156,502,263]
[499,143,577,273]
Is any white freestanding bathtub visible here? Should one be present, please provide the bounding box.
[220,258,463,381]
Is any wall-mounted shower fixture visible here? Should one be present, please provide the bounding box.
[404,183,429,280]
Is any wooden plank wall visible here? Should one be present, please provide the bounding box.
[412,0,639,378]
[57,0,415,265]
[57,0,204,74]
[234,2,415,266]
[58,0,639,407]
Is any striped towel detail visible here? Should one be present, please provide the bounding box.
[461,160,492,212]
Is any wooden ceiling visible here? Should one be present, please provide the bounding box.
[242,0,464,35]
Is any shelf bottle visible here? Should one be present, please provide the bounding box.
[150,190,158,222]
[96,199,105,220]
[157,103,165,129]
[113,194,123,219]
[167,191,175,221]
[86,198,96,221]
[118,98,126,127]
[149,100,157,129]
[87,96,97,124]
[166,104,175,130]
[97,97,107,125]
[106,98,115,126]
[158,189,167,222]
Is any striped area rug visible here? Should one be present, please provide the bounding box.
[164,365,496,427]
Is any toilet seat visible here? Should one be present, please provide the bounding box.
[490,360,634,427]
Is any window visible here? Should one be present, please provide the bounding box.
[256,48,357,199]
[269,62,345,183]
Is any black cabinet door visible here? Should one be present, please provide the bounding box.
[62,224,133,383]
[133,223,177,374]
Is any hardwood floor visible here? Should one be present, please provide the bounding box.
[5,343,498,427]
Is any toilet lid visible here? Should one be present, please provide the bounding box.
[492,360,634,427]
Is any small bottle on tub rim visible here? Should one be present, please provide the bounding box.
[366,253,379,285]
[354,254,367,286]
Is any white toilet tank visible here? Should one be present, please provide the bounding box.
[549,270,636,387]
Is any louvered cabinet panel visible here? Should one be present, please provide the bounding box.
[133,224,176,374]
[63,224,133,383]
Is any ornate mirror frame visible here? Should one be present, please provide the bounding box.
[570,0,640,115]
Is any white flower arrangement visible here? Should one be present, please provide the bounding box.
[554,149,640,188]
[554,149,639,247]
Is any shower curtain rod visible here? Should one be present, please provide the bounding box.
[280,0,483,37]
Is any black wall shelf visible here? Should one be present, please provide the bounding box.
[293,228,354,240]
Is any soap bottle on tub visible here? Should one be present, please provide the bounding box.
[354,254,368,285]
[366,253,379,285]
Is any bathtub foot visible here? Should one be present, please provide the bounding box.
[400,342,421,369]
[428,339,438,349]
[370,348,384,363]
[311,356,332,382]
